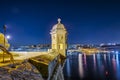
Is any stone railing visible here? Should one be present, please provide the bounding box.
[47,54,66,80]
[28,54,66,80]
[48,55,60,80]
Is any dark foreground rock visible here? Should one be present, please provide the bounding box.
[0,60,44,80]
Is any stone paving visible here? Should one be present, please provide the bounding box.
[0,60,44,80]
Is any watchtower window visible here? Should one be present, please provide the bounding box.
[59,44,63,49]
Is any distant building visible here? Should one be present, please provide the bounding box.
[10,44,50,51]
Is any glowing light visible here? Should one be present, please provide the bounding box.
[6,35,10,39]
[79,54,84,78]
[116,51,119,54]
[105,71,108,75]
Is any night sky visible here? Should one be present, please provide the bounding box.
[0,0,120,46]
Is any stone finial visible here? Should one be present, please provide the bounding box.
[58,18,61,23]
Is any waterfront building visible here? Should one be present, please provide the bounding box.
[50,18,67,57]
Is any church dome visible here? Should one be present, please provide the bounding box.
[51,18,66,32]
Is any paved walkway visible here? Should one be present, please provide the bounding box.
[0,51,48,67]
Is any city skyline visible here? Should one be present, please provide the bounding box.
[0,0,120,46]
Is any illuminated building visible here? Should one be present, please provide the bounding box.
[0,33,10,49]
[50,18,67,57]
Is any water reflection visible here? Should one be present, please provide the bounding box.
[63,52,120,80]
[93,54,96,75]
[78,54,84,78]
[83,54,87,69]
[66,58,71,77]
[116,53,120,79]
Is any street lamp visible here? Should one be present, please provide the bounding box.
[6,35,10,39]
[3,25,6,63]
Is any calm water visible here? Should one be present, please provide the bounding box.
[63,52,120,80]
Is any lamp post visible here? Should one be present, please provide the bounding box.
[3,25,6,63]
[6,35,10,39]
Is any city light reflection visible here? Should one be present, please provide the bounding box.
[78,54,84,78]
[66,58,71,77]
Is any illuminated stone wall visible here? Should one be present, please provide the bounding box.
[0,33,10,49]
[50,18,67,57]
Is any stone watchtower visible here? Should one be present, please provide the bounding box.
[50,18,67,57]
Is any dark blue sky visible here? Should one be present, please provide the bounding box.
[0,0,120,46]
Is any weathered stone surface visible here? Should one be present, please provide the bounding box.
[0,61,44,80]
